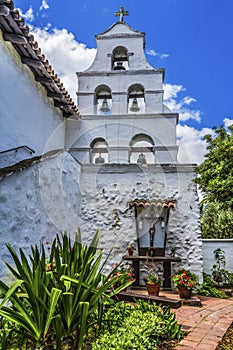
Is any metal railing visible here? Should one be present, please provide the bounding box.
[0,145,35,155]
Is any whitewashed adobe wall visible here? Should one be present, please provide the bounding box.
[78,163,202,278]
[0,151,202,281]
[0,30,66,281]
[0,32,65,168]
[0,152,81,281]
[202,240,233,275]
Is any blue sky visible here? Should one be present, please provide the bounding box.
[14,0,233,163]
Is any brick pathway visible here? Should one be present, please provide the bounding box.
[174,296,233,350]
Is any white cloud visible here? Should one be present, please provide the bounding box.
[160,53,169,59]
[146,49,169,59]
[183,96,196,105]
[163,84,184,100]
[146,49,156,56]
[40,0,49,11]
[164,83,201,122]
[19,6,34,22]
[224,118,233,128]
[31,27,96,100]
[177,125,213,164]
[163,84,210,163]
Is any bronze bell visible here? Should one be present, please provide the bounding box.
[114,61,125,70]
[130,98,140,112]
[137,153,147,164]
[95,154,105,164]
[99,99,110,112]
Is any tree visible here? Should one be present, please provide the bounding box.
[195,125,233,209]
[201,202,233,238]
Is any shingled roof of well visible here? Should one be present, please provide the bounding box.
[0,0,79,118]
[129,199,176,209]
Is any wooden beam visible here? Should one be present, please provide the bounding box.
[35,76,53,84]
[3,32,27,44]
[0,4,10,16]
[21,57,43,68]
[47,92,64,100]
[130,147,154,153]
[54,100,70,108]
[61,106,74,114]
[111,291,182,309]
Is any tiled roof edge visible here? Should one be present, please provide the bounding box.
[0,0,79,118]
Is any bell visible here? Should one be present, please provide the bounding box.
[130,98,140,112]
[114,61,125,70]
[95,154,105,164]
[99,99,110,112]
[137,153,147,165]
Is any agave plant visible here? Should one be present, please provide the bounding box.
[0,230,131,350]
[0,242,62,349]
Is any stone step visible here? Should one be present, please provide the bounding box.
[113,290,182,309]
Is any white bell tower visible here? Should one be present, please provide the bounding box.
[74,7,178,165]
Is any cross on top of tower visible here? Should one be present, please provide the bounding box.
[114,6,129,22]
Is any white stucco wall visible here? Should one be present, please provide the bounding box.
[66,115,178,164]
[0,152,81,281]
[0,152,202,282]
[86,22,153,72]
[78,163,202,278]
[202,240,233,275]
[0,32,65,168]
[77,71,164,114]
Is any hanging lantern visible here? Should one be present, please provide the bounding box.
[137,153,147,164]
[95,153,105,164]
[130,98,140,112]
[99,99,110,112]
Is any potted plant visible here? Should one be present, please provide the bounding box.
[127,243,136,256]
[144,273,161,296]
[170,247,176,257]
[172,269,199,299]
[142,264,162,296]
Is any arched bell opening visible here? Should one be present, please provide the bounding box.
[129,134,154,164]
[128,84,145,114]
[95,85,112,115]
[112,46,129,71]
[90,138,108,164]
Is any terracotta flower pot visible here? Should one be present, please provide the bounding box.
[128,248,134,256]
[146,283,161,296]
[178,286,192,299]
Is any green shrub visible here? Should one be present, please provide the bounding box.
[0,317,27,350]
[195,273,229,299]
[91,300,184,350]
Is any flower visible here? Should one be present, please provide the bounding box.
[110,262,135,288]
[127,243,136,251]
[172,269,199,290]
[142,263,162,285]
[144,273,161,285]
